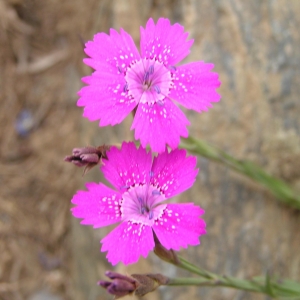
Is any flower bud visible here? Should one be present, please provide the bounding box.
[132,273,169,297]
[98,271,136,299]
[98,271,168,298]
[64,145,110,175]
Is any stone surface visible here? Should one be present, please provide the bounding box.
[72,1,300,299]
[29,290,63,300]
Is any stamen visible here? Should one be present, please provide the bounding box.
[143,71,150,82]
[152,190,161,196]
[148,65,154,74]
[168,65,177,72]
[120,183,166,226]
[157,100,164,106]
[153,85,161,94]
[123,83,128,92]
[118,66,123,73]
[149,171,154,177]
[149,211,154,220]
[120,186,129,190]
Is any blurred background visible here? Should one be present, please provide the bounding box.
[1,0,300,299]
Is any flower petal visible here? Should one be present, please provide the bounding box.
[78,74,137,126]
[101,222,154,265]
[71,182,122,228]
[78,28,141,126]
[140,18,193,66]
[151,148,198,198]
[169,62,221,112]
[131,99,190,153]
[84,28,140,73]
[153,203,206,251]
[101,142,152,191]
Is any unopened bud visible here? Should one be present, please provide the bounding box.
[98,271,169,299]
[64,145,110,175]
[98,271,136,299]
[132,273,169,297]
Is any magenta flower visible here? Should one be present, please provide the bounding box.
[78,18,221,153]
[71,142,206,265]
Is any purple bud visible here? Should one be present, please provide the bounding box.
[98,280,111,288]
[64,145,110,175]
[98,271,136,298]
[105,271,136,282]
[72,147,99,156]
[98,271,168,298]
[107,279,135,297]
[80,153,99,164]
[64,155,85,167]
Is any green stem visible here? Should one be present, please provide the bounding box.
[166,257,300,298]
[180,136,300,210]
[175,256,218,280]
[166,277,266,293]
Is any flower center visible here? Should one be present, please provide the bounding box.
[121,184,166,226]
[125,59,172,105]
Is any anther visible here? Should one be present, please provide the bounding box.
[120,186,129,190]
[149,171,154,177]
[123,83,128,92]
[153,85,161,94]
[148,65,154,74]
[149,211,154,220]
[138,197,143,203]
[157,100,164,106]
[169,65,177,72]
[141,207,146,214]
[143,71,150,82]
[152,190,161,196]
[118,66,123,73]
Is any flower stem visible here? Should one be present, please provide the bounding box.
[166,276,264,292]
[175,256,218,280]
[167,257,300,298]
[180,136,300,210]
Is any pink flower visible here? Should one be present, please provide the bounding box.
[71,142,206,265]
[78,18,221,153]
